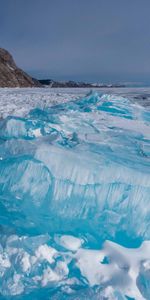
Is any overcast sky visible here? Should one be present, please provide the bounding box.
[0,0,150,83]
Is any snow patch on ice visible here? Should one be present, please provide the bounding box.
[0,234,150,299]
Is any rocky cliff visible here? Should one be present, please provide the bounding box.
[0,48,41,87]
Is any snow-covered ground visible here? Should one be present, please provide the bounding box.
[0,87,150,118]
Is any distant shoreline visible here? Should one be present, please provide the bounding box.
[38,79,126,88]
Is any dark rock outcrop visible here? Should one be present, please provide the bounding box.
[0,48,41,87]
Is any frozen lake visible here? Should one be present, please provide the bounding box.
[0,87,150,118]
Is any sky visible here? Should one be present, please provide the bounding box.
[0,0,150,83]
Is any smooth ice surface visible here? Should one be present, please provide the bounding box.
[0,88,150,299]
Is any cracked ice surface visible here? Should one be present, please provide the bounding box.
[0,88,150,299]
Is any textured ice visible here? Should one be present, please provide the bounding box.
[0,88,150,299]
[0,234,150,299]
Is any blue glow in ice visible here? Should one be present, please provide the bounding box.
[0,92,150,299]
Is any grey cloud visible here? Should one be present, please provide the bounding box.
[0,0,150,82]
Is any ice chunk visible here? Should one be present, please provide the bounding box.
[56,235,83,251]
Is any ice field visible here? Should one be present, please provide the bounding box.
[0,87,150,299]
